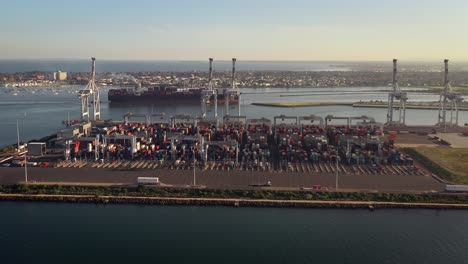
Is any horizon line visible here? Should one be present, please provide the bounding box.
[1,58,468,63]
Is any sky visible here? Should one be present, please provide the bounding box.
[1,0,468,61]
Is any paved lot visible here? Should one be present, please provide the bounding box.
[393,133,438,147]
[435,133,468,148]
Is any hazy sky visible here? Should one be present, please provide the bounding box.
[2,0,468,61]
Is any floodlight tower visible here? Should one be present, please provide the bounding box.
[386,59,407,126]
[224,58,241,116]
[437,59,463,129]
[201,58,218,118]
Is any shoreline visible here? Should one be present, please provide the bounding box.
[1,193,468,210]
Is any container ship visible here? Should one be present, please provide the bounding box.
[108,82,237,104]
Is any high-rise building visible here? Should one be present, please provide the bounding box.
[54,71,67,81]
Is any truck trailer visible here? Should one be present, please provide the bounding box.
[445,185,468,192]
[137,177,160,185]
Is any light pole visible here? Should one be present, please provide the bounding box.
[335,152,339,191]
[17,118,28,183]
[16,119,20,152]
[193,148,196,186]
[24,150,28,183]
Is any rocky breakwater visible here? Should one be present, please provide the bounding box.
[2,194,468,210]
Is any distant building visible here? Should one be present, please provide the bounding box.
[54,71,67,81]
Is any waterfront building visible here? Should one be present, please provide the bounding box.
[54,71,67,81]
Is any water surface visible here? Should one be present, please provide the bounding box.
[1,202,467,264]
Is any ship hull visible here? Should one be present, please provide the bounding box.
[108,94,236,104]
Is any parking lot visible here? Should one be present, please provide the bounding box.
[0,165,443,193]
[53,159,425,177]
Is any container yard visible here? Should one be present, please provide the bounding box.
[0,113,450,193]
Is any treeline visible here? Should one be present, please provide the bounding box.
[1,184,468,205]
[0,145,16,154]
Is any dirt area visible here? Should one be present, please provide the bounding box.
[0,167,443,193]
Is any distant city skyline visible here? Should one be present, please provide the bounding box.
[2,0,468,61]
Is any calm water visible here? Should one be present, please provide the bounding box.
[1,86,467,148]
[1,202,467,264]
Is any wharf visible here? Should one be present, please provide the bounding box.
[252,102,353,107]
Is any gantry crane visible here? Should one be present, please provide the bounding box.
[437,59,463,130]
[79,57,100,121]
[386,59,407,126]
[224,58,241,116]
[201,58,218,119]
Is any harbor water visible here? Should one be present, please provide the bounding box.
[1,202,468,264]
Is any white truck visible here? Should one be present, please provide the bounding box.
[445,185,468,192]
[137,177,160,185]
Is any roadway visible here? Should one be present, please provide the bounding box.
[0,167,444,193]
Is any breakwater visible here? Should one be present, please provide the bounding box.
[252,102,353,107]
[252,101,468,110]
[2,194,468,210]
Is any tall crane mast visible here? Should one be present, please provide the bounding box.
[437,59,463,130]
[90,58,101,121]
[79,58,100,122]
[201,58,217,119]
[386,59,407,126]
[224,58,241,116]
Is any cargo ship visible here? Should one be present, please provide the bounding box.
[108,82,237,104]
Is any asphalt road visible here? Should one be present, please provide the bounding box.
[0,167,444,193]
